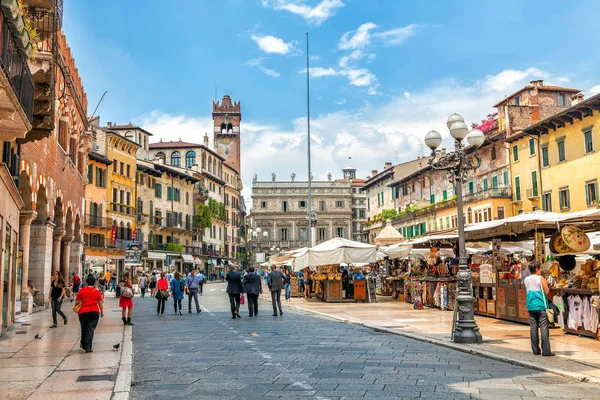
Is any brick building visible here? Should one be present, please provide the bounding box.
[17,1,91,316]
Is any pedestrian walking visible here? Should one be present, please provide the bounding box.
[171,271,185,315]
[267,266,285,316]
[220,270,225,282]
[524,261,554,357]
[226,267,243,319]
[119,272,134,326]
[284,268,292,301]
[98,273,107,295]
[243,267,262,317]
[71,272,81,302]
[303,270,311,299]
[156,272,169,316]
[49,271,68,328]
[110,270,117,292]
[198,270,207,295]
[149,272,157,297]
[138,274,147,298]
[185,269,202,313]
[75,275,104,353]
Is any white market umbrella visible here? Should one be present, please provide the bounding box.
[292,237,376,270]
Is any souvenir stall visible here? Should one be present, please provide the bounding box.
[378,243,412,299]
[292,238,377,303]
[546,225,600,340]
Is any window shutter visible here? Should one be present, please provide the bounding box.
[566,189,570,208]
[595,183,599,203]
[586,184,591,205]
[430,194,435,204]
[443,190,447,200]
[483,178,488,191]
[87,164,93,182]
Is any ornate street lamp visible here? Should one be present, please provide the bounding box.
[306,211,318,247]
[424,113,485,344]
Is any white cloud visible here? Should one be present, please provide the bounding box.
[589,85,600,95]
[302,66,339,77]
[136,67,568,209]
[309,54,321,61]
[245,57,265,67]
[338,22,378,50]
[258,66,281,77]
[482,67,548,92]
[372,24,420,46]
[262,0,345,26]
[251,34,294,54]
[334,99,346,105]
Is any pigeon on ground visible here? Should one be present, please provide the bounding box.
[112,343,120,351]
[35,333,44,339]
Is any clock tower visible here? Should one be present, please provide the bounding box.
[213,95,241,174]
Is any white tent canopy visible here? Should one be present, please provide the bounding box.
[380,243,412,259]
[374,220,404,246]
[292,237,376,270]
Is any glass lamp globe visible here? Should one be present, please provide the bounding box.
[424,130,442,150]
[447,113,464,129]
[449,121,469,141]
[256,227,262,234]
[263,231,268,237]
[466,129,485,148]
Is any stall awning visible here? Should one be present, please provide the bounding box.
[146,252,167,261]
[181,254,194,262]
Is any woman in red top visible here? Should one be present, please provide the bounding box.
[76,275,104,353]
[119,272,134,325]
[156,271,169,316]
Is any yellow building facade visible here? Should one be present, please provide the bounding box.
[519,93,600,213]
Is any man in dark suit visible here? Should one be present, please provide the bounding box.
[226,267,243,319]
[267,266,285,316]
[243,267,262,317]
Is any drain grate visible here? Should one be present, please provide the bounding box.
[21,323,31,326]
[76,374,115,382]
[529,376,579,385]
[15,331,27,334]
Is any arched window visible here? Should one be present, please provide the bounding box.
[201,152,206,168]
[171,151,181,167]
[221,123,226,133]
[125,131,134,142]
[227,123,233,133]
[155,152,166,161]
[185,151,196,168]
[213,159,217,175]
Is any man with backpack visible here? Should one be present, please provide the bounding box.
[110,270,117,292]
[198,270,207,295]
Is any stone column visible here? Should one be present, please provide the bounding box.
[60,235,73,282]
[52,228,65,275]
[19,210,37,313]
[69,240,84,278]
[29,220,55,308]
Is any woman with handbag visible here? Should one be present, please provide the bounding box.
[119,272,134,326]
[156,271,169,316]
[74,275,104,353]
[49,271,68,328]
[170,271,185,315]
[524,261,554,357]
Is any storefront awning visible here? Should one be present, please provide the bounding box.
[146,252,167,261]
[181,254,194,262]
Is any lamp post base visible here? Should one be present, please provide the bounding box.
[453,318,483,344]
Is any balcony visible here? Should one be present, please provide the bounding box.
[0,7,34,140]
[136,213,148,224]
[109,202,136,216]
[463,186,512,203]
[526,188,540,200]
[84,214,107,228]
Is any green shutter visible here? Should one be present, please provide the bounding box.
[513,145,519,162]
[430,194,435,204]
[382,192,384,203]
[492,176,498,189]
[421,222,426,234]
[503,171,509,186]
[483,178,488,191]
[469,181,474,194]
[595,183,599,204]
[529,138,535,155]
[87,164,93,182]
[443,190,448,200]
[566,189,570,208]
[515,177,521,201]
[559,190,564,209]
[586,184,590,205]
[532,171,538,196]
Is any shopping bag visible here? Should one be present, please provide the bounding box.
[240,293,245,305]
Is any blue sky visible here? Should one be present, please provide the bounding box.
[64,0,600,203]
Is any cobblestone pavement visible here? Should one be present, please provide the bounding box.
[131,283,598,400]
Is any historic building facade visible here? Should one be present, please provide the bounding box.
[16,1,90,325]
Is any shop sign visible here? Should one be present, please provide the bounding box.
[480,264,493,284]
[111,225,117,245]
[125,241,143,266]
[256,252,265,263]
[534,232,545,263]
[492,238,502,271]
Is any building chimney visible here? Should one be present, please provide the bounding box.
[371,170,378,176]
[203,133,209,147]
[384,162,392,169]
[107,122,112,127]
[571,93,585,105]
[530,80,544,88]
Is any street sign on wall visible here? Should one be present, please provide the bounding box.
[256,253,265,263]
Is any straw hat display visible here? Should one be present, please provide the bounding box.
[550,231,571,254]
[561,226,591,253]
